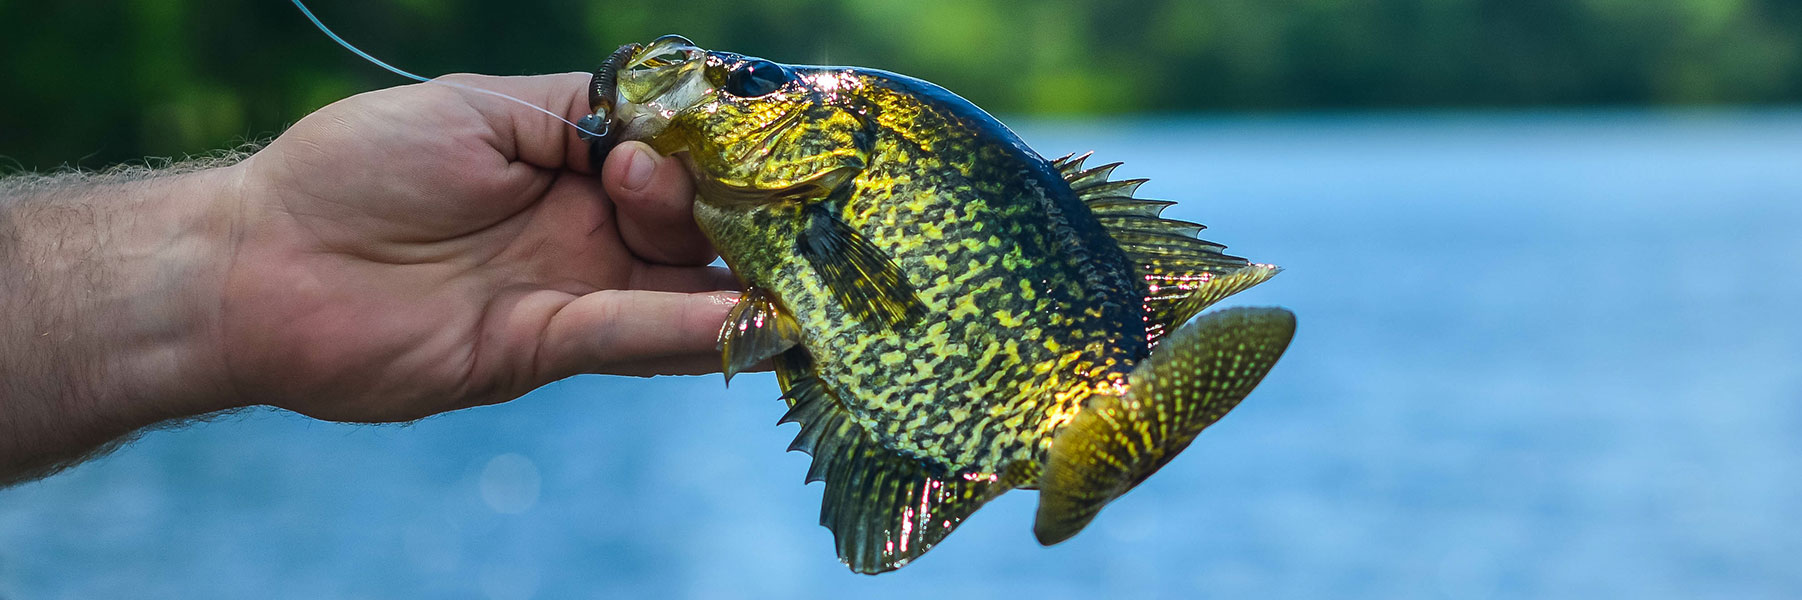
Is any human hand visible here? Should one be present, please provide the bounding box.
[2,73,717,481]
[224,73,734,422]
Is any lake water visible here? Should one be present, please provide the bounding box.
[3,110,1800,599]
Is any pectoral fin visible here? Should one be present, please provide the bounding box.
[695,159,923,332]
[718,287,801,384]
[797,201,926,331]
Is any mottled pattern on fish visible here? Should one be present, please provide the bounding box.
[695,71,1147,474]
[594,36,1296,573]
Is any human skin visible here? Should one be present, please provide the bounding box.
[0,73,736,485]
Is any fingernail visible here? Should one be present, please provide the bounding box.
[712,291,742,306]
[623,144,656,191]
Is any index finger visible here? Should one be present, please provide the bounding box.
[434,72,599,174]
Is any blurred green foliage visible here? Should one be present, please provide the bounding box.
[2,0,1798,170]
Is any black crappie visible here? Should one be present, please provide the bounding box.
[583,36,1296,574]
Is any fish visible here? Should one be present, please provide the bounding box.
[581,35,1297,574]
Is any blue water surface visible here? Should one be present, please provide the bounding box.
[3,110,1800,599]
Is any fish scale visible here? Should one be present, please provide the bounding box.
[708,79,1146,473]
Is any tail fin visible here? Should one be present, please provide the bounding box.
[1034,307,1296,545]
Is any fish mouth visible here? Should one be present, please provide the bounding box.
[581,35,707,164]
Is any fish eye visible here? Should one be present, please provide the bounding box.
[722,59,792,98]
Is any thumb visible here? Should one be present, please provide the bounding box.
[536,289,738,379]
[604,141,713,266]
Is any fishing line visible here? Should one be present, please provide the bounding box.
[287,0,603,138]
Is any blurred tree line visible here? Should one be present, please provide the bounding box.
[2,0,1798,170]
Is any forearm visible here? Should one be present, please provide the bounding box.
[0,162,242,485]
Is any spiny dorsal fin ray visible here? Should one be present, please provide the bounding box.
[1096,215,1206,239]
[1050,151,1094,175]
[1035,307,1296,545]
[1069,162,1123,189]
[1074,178,1148,199]
[1058,151,1279,343]
[1085,198,1176,218]
[774,350,1018,574]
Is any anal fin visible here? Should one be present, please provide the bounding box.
[775,350,1017,574]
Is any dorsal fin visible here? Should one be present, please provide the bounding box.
[1052,151,1280,346]
[1050,151,1094,175]
[1068,162,1125,189]
[773,350,1019,574]
[1085,197,1175,218]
